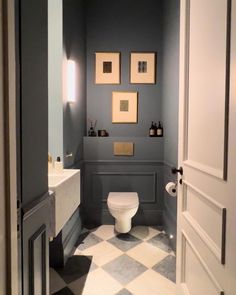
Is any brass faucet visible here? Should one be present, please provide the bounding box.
[48,153,53,164]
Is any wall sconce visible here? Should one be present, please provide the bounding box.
[67,60,76,103]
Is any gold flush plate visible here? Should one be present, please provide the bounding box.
[113,142,134,156]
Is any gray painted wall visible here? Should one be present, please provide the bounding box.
[20,0,48,206]
[161,0,180,250]
[83,137,164,225]
[63,0,87,168]
[84,137,163,161]
[86,0,163,137]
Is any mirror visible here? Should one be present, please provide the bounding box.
[48,0,63,163]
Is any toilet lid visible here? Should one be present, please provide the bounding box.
[107,192,139,209]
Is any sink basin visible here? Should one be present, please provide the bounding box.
[49,169,80,237]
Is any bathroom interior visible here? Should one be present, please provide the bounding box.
[47,0,180,294]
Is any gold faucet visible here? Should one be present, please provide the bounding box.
[48,153,53,164]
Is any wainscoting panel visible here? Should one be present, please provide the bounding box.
[83,161,164,225]
[22,192,52,295]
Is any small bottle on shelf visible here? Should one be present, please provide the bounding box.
[149,121,156,137]
[88,122,97,137]
[156,121,163,137]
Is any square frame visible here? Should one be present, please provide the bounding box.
[112,91,138,123]
[130,52,156,84]
[95,52,121,84]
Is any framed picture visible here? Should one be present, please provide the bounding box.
[95,52,120,84]
[130,52,156,84]
[112,91,138,123]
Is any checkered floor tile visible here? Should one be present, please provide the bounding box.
[50,225,176,295]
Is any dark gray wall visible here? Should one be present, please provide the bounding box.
[20,0,48,206]
[161,0,180,250]
[86,0,163,136]
[63,0,87,167]
[83,137,164,225]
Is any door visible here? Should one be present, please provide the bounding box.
[0,0,7,293]
[19,0,51,294]
[176,0,236,295]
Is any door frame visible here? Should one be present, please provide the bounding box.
[1,0,18,294]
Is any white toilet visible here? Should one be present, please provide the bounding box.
[107,192,139,233]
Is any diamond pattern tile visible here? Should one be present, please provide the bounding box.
[50,226,176,294]
[102,254,147,285]
[68,268,123,295]
[77,232,103,251]
[55,255,97,284]
[129,225,160,241]
[116,288,133,295]
[153,255,176,282]
[52,287,75,295]
[50,268,67,294]
[93,225,116,240]
[126,242,168,268]
[126,269,176,295]
[147,232,172,253]
[107,233,142,252]
[81,241,123,266]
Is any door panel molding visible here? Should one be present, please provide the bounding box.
[182,0,231,180]
[181,231,224,295]
[182,181,226,264]
[29,225,46,295]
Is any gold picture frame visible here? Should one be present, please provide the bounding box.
[112,91,138,123]
[95,52,121,84]
[130,52,156,84]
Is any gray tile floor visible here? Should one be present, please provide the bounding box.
[50,225,176,295]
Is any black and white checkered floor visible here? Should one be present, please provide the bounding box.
[50,225,176,295]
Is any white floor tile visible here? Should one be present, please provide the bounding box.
[82,241,123,266]
[69,268,123,295]
[126,269,176,295]
[93,225,116,240]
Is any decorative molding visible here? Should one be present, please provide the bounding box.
[29,225,47,295]
[181,231,224,295]
[183,180,226,264]
[92,171,157,204]
[184,160,224,180]
[84,160,163,165]
[22,192,51,220]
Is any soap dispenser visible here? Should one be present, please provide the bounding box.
[54,156,63,173]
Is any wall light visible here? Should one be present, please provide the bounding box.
[67,60,76,103]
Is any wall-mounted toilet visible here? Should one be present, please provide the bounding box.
[107,192,139,233]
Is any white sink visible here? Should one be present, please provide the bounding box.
[48,169,80,237]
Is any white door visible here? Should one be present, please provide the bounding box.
[176,0,236,294]
[0,0,6,293]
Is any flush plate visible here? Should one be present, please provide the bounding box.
[113,142,134,156]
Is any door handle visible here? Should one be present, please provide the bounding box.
[171,166,183,176]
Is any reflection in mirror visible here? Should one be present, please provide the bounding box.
[48,0,63,164]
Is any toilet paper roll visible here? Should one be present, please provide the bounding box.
[165,182,177,197]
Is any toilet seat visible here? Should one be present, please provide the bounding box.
[107,192,139,210]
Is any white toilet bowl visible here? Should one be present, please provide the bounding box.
[107,192,139,233]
